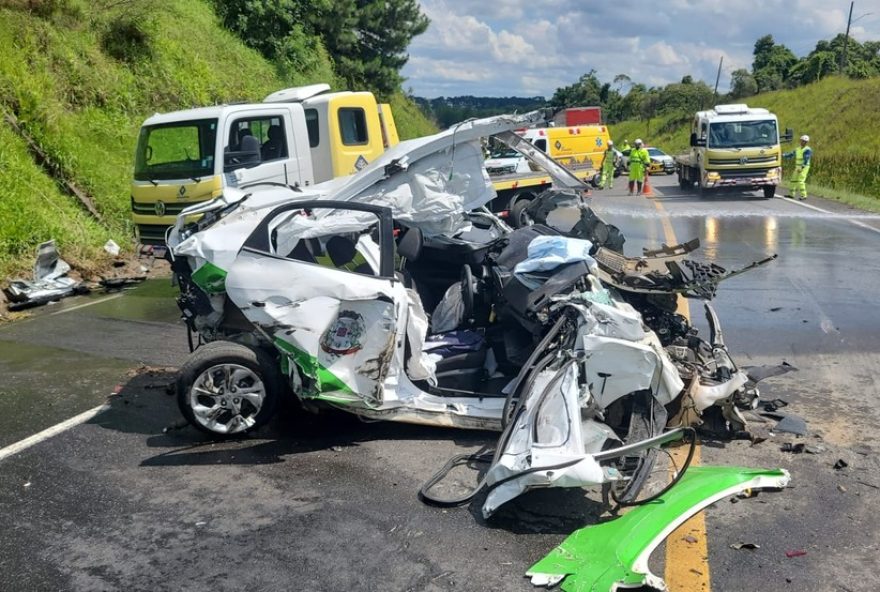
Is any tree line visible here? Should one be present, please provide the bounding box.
[551,33,880,124]
[730,34,880,98]
[212,0,429,98]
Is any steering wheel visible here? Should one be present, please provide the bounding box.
[460,264,474,326]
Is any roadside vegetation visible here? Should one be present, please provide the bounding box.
[611,76,880,206]
[0,0,434,278]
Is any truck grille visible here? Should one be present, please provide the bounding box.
[718,167,775,179]
[137,224,170,245]
[708,155,777,166]
[132,201,192,216]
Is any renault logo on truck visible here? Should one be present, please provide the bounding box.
[178,185,187,198]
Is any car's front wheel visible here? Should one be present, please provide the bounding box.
[177,341,282,436]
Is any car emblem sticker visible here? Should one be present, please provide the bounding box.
[740,156,749,165]
[178,185,187,198]
[154,201,166,216]
[321,310,366,356]
[595,137,603,146]
[354,155,369,171]
[554,140,562,150]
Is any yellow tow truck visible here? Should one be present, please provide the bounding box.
[484,124,608,226]
[130,84,399,244]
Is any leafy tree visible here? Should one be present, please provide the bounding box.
[319,0,429,97]
[213,0,429,97]
[751,34,797,92]
[550,70,604,109]
[729,68,758,99]
[681,74,694,84]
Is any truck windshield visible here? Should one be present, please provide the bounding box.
[708,120,778,149]
[134,119,217,181]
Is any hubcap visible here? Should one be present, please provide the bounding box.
[188,363,266,434]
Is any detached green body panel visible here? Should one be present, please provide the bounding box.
[527,466,790,591]
[190,262,228,294]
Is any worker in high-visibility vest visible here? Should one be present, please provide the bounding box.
[783,134,812,201]
[621,139,631,152]
[627,138,650,196]
[600,140,617,189]
[315,236,371,273]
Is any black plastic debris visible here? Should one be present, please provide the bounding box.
[833,459,848,470]
[774,414,808,436]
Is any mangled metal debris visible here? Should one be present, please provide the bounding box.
[165,109,792,515]
[526,467,791,591]
[3,240,86,311]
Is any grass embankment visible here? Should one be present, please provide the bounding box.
[0,0,436,278]
[610,76,880,210]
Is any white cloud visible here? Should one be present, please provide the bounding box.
[403,1,880,97]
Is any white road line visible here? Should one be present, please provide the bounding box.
[48,293,123,316]
[0,404,110,462]
[776,194,880,236]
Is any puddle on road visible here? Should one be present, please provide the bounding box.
[87,279,180,324]
[0,340,131,448]
[592,206,880,222]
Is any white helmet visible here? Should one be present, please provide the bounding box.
[608,140,614,146]
[800,134,810,142]
[635,138,643,146]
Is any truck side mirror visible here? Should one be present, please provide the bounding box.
[780,128,794,143]
[690,133,705,147]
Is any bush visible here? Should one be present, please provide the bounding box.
[101,15,153,63]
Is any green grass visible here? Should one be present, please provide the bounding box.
[610,76,880,206]
[0,0,436,277]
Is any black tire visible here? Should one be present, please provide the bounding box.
[762,185,776,199]
[678,173,691,190]
[606,392,665,504]
[510,198,532,228]
[177,341,282,437]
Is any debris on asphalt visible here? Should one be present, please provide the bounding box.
[683,534,698,544]
[761,398,789,413]
[838,485,847,493]
[785,549,807,558]
[834,459,849,470]
[526,467,790,592]
[730,542,760,550]
[774,414,808,436]
[2,240,88,311]
[745,363,797,384]
[781,442,805,453]
[99,277,147,292]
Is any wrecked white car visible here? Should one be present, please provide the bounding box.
[166,112,777,516]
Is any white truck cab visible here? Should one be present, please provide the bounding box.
[131,84,399,243]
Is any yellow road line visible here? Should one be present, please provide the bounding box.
[652,199,711,592]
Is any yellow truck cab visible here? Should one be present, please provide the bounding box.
[674,104,791,199]
[131,83,398,243]
[486,124,610,226]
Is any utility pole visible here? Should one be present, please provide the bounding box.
[713,56,723,104]
[842,1,854,73]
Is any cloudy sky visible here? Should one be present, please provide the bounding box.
[401,0,880,98]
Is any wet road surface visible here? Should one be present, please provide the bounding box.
[1,175,879,591]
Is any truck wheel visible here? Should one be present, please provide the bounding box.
[510,197,533,228]
[177,341,282,437]
[678,174,691,190]
[762,185,776,199]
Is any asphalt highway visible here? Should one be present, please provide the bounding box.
[1,174,878,591]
